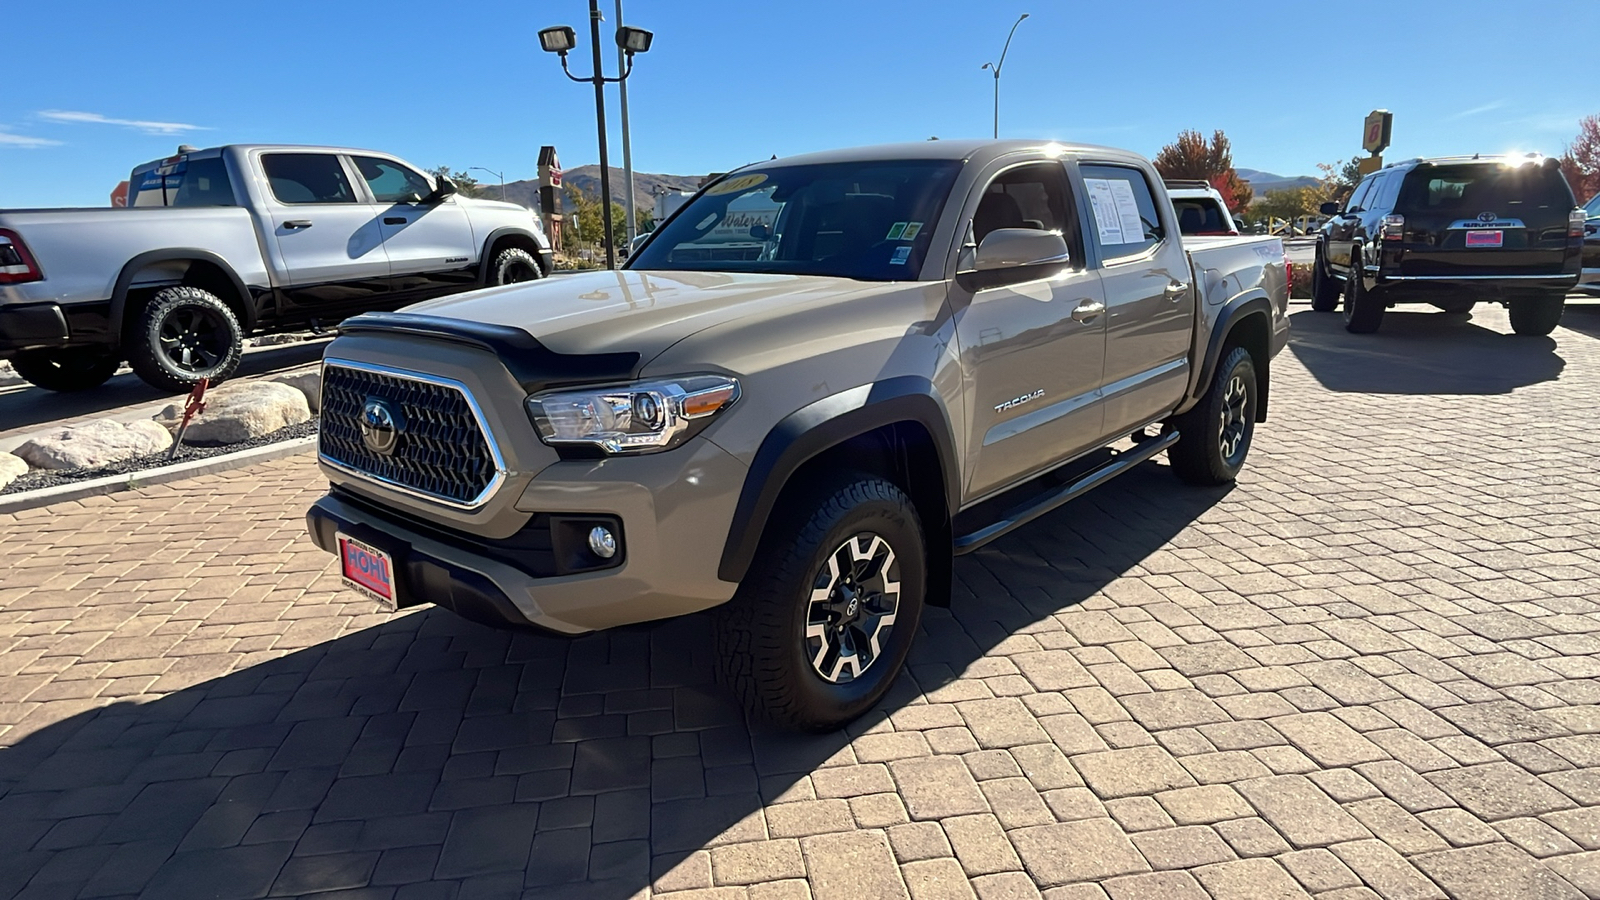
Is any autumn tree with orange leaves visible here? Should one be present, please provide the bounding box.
[1560,115,1600,203]
[1153,129,1254,214]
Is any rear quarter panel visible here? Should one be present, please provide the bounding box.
[1181,235,1289,405]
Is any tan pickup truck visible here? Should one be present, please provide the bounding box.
[306,139,1290,731]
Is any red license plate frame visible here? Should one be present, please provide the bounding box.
[338,532,398,611]
[1465,230,1504,248]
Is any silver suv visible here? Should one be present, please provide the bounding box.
[306,140,1290,730]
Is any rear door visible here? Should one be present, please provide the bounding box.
[1079,163,1194,437]
[352,156,479,297]
[260,152,391,308]
[1393,162,1577,276]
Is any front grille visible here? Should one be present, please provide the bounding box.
[320,361,501,507]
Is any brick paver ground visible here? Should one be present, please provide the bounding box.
[4,303,1600,900]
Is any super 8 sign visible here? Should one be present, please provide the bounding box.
[1363,110,1393,155]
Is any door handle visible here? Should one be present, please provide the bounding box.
[283,220,313,230]
[383,217,407,225]
[1070,299,1105,323]
[1164,282,1190,302]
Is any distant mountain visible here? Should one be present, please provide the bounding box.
[1236,168,1320,195]
[471,165,702,215]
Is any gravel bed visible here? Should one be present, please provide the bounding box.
[2,421,318,496]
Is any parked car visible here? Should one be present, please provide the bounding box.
[1309,154,1584,334]
[0,145,552,393]
[1577,192,1600,298]
[1163,179,1239,236]
[305,139,1290,731]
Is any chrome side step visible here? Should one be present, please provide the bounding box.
[952,430,1180,555]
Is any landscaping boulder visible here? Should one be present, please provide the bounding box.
[14,419,173,470]
[154,380,310,444]
[0,452,26,488]
[269,368,322,413]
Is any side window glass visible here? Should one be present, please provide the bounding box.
[354,156,434,204]
[1373,172,1403,211]
[969,163,1081,269]
[1080,164,1166,261]
[262,154,356,204]
[1347,176,1374,213]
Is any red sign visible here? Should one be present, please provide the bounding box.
[110,181,129,208]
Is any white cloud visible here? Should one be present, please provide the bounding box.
[38,110,206,135]
[0,130,61,148]
[1446,101,1507,121]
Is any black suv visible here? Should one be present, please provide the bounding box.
[1310,155,1586,334]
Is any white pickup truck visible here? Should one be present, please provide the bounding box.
[0,145,552,393]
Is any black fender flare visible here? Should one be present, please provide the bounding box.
[108,249,257,335]
[478,227,549,283]
[1193,293,1273,421]
[717,375,961,585]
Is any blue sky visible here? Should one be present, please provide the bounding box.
[3,0,1597,207]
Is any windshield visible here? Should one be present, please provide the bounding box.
[628,160,962,280]
[1397,163,1572,219]
[1172,198,1232,235]
[1585,192,1600,218]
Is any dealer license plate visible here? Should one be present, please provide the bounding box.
[338,533,397,611]
[1465,230,1503,248]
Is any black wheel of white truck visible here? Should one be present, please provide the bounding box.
[715,475,925,732]
[10,346,121,392]
[491,247,543,285]
[126,286,243,394]
[1168,345,1256,486]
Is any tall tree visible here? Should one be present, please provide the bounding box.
[427,166,485,199]
[1153,129,1252,213]
[1560,115,1600,203]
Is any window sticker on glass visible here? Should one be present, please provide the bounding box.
[885,222,908,240]
[1108,180,1145,243]
[1084,178,1125,244]
[889,246,912,265]
[900,221,923,240]
[705,173,768,195]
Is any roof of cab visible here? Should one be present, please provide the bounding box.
[131,144,402,173]
[729,139,1150,172]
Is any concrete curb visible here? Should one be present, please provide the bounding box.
[0,435,318,516]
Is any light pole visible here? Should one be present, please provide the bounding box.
[615,0,637,247]
[469,167,505,201]
[539,4,654,270]
[980,13,1028,140]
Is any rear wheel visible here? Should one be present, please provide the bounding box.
[1168,345,1257,485]
[715,475,925,732]
[10,347,121,392]
[490,247,543,285]
[1508,293,1565,336]
[126,286,244,394]
[1342,247,1385,333]
[1310,245,1339,312]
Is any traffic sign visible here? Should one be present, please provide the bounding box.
[1363,110,1393,155]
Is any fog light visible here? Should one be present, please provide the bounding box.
[588,526,617,559]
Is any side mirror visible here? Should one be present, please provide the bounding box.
[974,228,1070,272]
[425,176,458,203]
[1319,201,1339,217]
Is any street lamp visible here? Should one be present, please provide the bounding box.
[539,3,654,270]
[980,13,1028,140]
[469,166,505,201]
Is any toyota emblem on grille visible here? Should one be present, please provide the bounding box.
[1477,211,1498,223]
[360,398,402,456]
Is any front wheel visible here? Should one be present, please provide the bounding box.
[126,286,244,394]
[1310,246,1339,312]
[715,475,925,732]
[1508,294,1564,336]
[490,247,543,285]
[1168,345,1257,486]
[10,347,121,392]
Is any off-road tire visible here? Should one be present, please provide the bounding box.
[1508,294,1564,336]
[490,247,543,285]
[1310,245,1339,312]
[1431,299,1475,314]
[714,475,926,732]
[126,286,243,394]
[1342,247,1385,334]
[1168,345,1257,486]
[10,347,121,392]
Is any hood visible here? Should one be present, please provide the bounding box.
[402,269,901,365]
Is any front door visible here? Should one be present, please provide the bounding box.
[1327,174,1377,274]
[351,156,479,297]
[952,162,1108,502]
[260,152,391,309]
[1079,163,1195,435]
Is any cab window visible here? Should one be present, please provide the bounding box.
[354,157,435,204]
[1345,176,1376,213]
[262,154,356,204]
[1079,164,1165,261]
[971,163,1081,267]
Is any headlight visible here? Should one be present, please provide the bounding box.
[526,375,739,454]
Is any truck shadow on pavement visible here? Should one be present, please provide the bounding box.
[0,463,1226,900]
[0,340,328,437]
[1285,308,1564,395]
